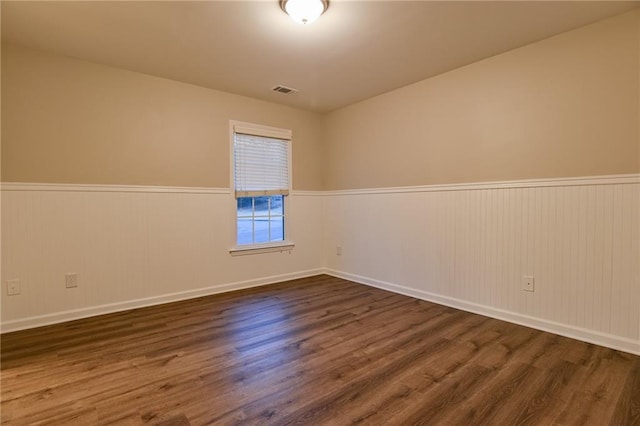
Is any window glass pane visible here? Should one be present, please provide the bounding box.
[237,197,253,217]
[270,195,284,216]
[269,216,284,242]
[237,218,253,245]
[253,219,270,244]
[253,196,270,216]
[235,195,285,245]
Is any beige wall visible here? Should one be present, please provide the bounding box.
[2,11,639,191]
[1,44,324,189]
[323,10,640,190]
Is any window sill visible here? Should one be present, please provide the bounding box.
[229,242,295,256]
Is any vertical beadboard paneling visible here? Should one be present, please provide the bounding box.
[2,178,639,353]
[324,178,640,353]
[1,186,324,330]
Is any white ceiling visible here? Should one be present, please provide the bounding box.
[2,1,637,112]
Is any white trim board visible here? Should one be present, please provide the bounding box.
[0,182,230,194]
[291,190,325,197]
[3,267,638,356]
[2,173,639,196]
[0,182,326,196]
[0,269,323,333]
[324,269,640,356]
[323,174,640,196]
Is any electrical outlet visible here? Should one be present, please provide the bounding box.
[65,273,78,288]
[336,246,342,256]
[7,279,21,296]
[522,276,535,292]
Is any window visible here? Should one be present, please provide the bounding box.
[231,122,293,253]
[236,195,284,244]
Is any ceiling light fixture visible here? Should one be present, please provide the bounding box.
[280,0,328,25]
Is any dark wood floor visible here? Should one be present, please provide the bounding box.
[1,275,639,425]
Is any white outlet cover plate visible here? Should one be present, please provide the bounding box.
[7,279,21,296]
[522,276,535,292]
[65,273,78,288]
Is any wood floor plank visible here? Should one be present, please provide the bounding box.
[2,275,638,425]
[611,357,640,426]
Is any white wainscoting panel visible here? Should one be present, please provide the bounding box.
[2,177,639,355]
[324,176,640,355]
[1,185,324,331]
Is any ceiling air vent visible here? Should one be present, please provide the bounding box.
[272,85,298,95]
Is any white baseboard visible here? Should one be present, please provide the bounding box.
[0,268,324,333]
[4,267,639,356]
[324,269,640,356]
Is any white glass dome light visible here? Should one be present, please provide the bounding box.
[281,0,328,25]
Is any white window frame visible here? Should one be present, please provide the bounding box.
[229,120,294,256]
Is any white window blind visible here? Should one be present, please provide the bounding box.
[234,132,290,197]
